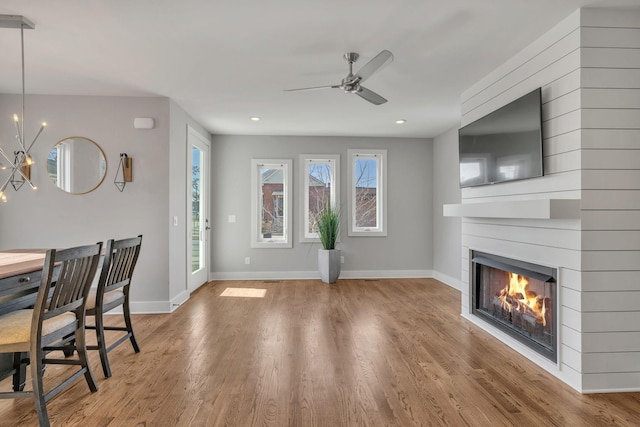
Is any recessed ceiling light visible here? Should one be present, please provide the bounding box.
[395,119,407,124]
[250,116,261,121]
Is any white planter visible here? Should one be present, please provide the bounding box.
[318,248,341,283]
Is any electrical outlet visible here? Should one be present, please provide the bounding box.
[228,215,236,223]
[173,216,178,226]
[245,257,251,265]
[341,256,344,264]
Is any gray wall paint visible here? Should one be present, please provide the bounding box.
[210,135,433,277]
[0,94,171,305]
[432,128,461,286]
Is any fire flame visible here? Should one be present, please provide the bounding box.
[499,273,547,327]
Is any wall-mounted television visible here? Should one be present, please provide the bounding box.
[458,88,543,188]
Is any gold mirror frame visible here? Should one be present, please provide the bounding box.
[47,136,107,194]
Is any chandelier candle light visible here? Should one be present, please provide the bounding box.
[0,15,46,203]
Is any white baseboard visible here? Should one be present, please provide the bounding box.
[341,269,433,279]
[582,386,640,394]
[211,270,318,281]
[107,297,184,315]
[170,290,190,312]
[210,269,434,281]
[431,271,464,291]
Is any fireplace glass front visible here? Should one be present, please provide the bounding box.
[472,251,557,362]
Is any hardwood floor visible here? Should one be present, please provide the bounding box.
[1,278,639,426]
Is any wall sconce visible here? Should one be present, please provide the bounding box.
[114,153,133,192]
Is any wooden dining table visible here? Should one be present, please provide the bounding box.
[0,250,47,391]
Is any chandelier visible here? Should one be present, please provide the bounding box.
[0,15,46,203]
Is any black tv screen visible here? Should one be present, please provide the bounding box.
[458,88,543,188]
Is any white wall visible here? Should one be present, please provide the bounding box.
[578,7,640,393]
[210,135,433,278]
[0,94,172,311]
[451,6,640,393]
[459,10,583,391]
[432,128,462,289]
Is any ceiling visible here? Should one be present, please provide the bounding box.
[0,1,638,139]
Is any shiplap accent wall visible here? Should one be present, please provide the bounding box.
[459,9,583,391]
[579,8,640,393]
[458,7,640,393]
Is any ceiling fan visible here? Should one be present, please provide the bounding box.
[286,50,394,105]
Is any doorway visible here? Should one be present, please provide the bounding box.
[187,126,210,292]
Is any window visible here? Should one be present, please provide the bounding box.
[300,155,339,242]
[251,159,292,248]
[348,149,387,236]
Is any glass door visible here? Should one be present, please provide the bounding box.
[187,126,210,292]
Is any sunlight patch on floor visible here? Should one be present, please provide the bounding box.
[220,287,267,298]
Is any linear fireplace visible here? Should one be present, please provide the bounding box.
[471,251,557,362]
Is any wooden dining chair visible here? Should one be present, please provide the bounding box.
[0,242,103,427]
[85,235,142,377]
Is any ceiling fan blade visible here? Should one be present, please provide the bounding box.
[284,85,340,92]
[353,50,393,83]
[356,86,388,105]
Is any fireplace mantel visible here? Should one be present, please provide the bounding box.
[443,199,580,219]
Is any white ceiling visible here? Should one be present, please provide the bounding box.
[0,0,638,138]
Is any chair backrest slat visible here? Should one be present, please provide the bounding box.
[99,236,142,297]
[37,243,103,324]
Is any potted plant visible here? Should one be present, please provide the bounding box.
[316,203,341,283]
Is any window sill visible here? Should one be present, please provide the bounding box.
[348,229,387,237]
[251,240,292,249]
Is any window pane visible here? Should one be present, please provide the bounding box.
[307,162,333,235]
[260,166,285,240]
[252,159,292,248]
[354,157,378,228]
[191,147,202,272]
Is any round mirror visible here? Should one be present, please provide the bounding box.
[47,137,107,194]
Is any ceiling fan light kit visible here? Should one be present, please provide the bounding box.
[286,50,393,105]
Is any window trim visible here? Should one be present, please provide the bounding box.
[251,158,293,248]
[299,154,340,243]
[347,149,387,237]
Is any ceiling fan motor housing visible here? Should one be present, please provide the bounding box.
[342,82,360,93]
[343,52,359,63]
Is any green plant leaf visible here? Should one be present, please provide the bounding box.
[316,203,340,250]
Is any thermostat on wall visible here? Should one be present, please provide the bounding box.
[134,117,154,129]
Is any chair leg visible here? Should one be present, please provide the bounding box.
[12,352,26,392]
[75,324,98,392]
[94,310,112,378]
[123,301,140,353]
[30,346,50,427]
